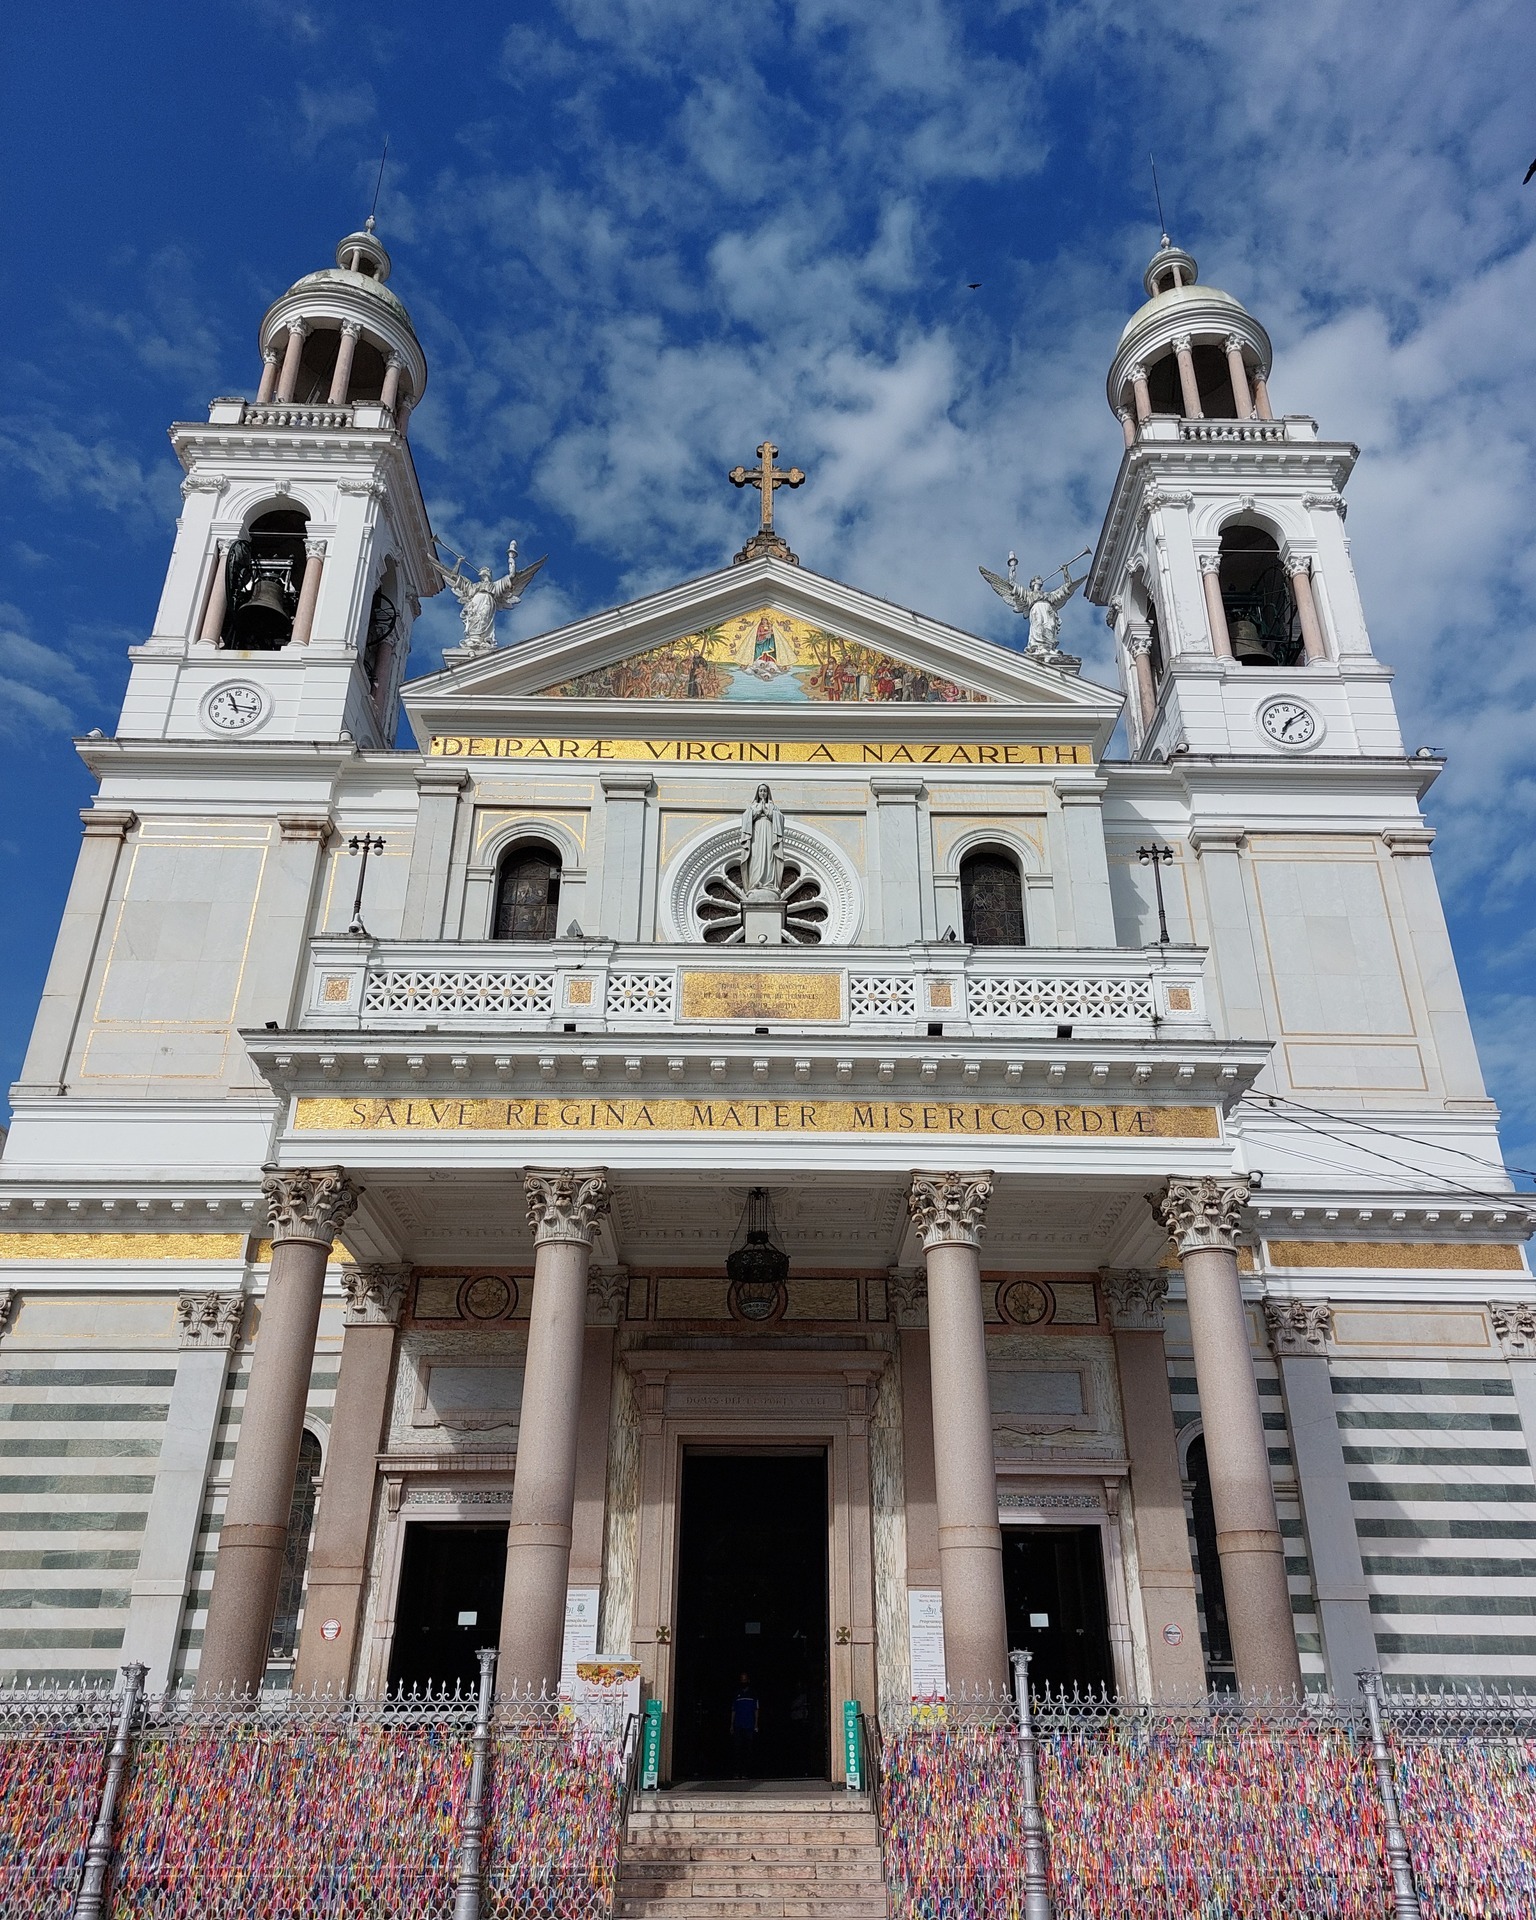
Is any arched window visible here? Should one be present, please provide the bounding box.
[223,508,310,649]
[1219,525,1302,666]
[1145,352,1182,416]
[269,1429,322,1661]
[1186,1433,1236,1691]
[494,842,562,941]
[960,850,1025,946]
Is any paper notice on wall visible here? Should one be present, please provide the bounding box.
[908,1588,947,1700]
[560,1587,600,1693]
[573,1660,643,1736]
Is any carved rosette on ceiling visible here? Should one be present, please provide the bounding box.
[342,1264,409,1328]
[262,1167,360,1247]
[1102,1268,1170,1332]
[525,1169,611,1248]
[907,1172,993,1250]
[1490,1301,1536,1359]
[176,1291,245,1351]
[1153,1175,1250,1255]
[1264,1297,1334,1356]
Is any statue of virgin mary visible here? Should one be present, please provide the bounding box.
[739,783,786,901]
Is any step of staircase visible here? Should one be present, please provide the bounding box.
[615,1788,889,1919]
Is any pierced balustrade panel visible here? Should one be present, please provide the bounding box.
[849,976,918,1020]
[362,970,557,1018]
[605,974,675,1017]
[966,975,1156,1024]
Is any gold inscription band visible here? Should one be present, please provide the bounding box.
[427,736,1092,766]
[295,1097,1220,1139]
[680,971,843,1021]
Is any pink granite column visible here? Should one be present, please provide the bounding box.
[1126,630,1157,730]
[198,542,229,644]
[1173,335,1202,419]
[1128,363,1152,424]
[199,1169,358,1695]
[289,540,326,645]
[256,349,280,405]
[908,1173,1009,1700]
[1153,1177,1301,1697]
[380,354,404,415]
[275,321,309,404]
[498,1170,611,1697]
[1290,560,1329,663]
[1225,337,1254,419]
[1118,406,1136,449]
[328,321,362,406]
[1104,1270,1207,1697]
[1252,368,1274,420]
[1199,555,1233,659]
[293,1265,407,1695]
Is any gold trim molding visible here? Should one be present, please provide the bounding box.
[0,1232,247,1262]
[1265,1240,1525,1272]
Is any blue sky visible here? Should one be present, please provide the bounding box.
[2,1,1534,1174]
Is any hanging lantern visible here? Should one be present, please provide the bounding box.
[726,1187,790,1297]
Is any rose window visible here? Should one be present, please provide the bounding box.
[695,857,829,944]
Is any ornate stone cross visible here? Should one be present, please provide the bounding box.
[729,440,805,565]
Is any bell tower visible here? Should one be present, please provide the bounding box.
[1086,240,1402,763]
[119,223,438,749]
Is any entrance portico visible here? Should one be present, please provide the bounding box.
[196,999,1300,1738]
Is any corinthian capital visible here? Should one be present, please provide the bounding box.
[0,1289,16,1340]
[177,1291,245,1351]
[1490,1301,1536,1358]
[525,1169,611,1247]
[1197,551,1223,576]
[1171,333,1193,356]
[262,1167,359,1247]
[342,1263,409,1327]
[886,1266,928,1327]
[908,1172,993,1249]
[1153,1175,1250,1254]
[1102,1268,1169,1331]
[1264,1296,1333,1356]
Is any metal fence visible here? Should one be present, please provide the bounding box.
[880,1680,1536,1920]
[0,1669,627,1920]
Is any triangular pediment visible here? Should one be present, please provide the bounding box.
[403,558,1121,753]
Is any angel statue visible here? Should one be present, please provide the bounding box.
[433,540,547,654]
[739,782,786,902]
[979,547,1091,666]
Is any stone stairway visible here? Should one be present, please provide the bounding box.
[615,1788,890,1918]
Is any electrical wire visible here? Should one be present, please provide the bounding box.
[1235,1094,1531,1211]
[1249,1088,1536,1185]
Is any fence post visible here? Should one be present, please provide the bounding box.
[1358,1670,1423,1920]
[73,1661,147,1920]
[453,1647,498,1920]
[1009,1649,1056,1920]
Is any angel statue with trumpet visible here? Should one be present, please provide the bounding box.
[979,546,1091,669]
[433,538,547,654]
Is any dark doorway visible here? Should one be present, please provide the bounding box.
[388,1522,507,1696]
[1002,1526,1115,1697]
[672,1451,829,1782]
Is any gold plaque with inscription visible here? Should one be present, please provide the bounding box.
[295,1095,1220,1139]
[429,735,1091,767]
[680,971,843,1022]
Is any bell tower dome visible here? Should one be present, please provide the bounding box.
[1086,240,1401,764]
[120,222,439,749]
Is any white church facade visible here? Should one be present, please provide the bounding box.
[1,223,1533,1776]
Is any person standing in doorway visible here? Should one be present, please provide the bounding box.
[729,1674,759,1777]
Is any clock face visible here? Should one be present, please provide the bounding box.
[1259,698,1318,747]
[204,684,265,732]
